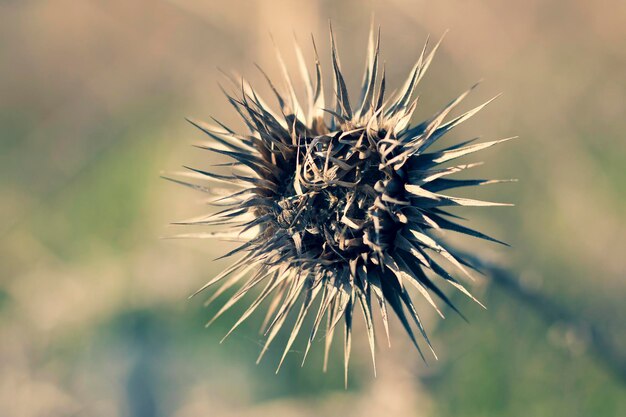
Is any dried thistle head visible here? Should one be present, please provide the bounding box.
[167,25,513,384]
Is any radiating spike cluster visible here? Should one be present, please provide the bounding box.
[167,26,513,384]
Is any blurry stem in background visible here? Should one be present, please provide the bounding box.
[464,252,626,385]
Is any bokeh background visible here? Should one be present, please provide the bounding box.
[1,0,625,416]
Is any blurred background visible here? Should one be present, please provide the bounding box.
[1,0,625,416]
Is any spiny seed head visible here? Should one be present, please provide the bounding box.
[168,25,513,385]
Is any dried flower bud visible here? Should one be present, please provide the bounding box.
[167,25,513,385]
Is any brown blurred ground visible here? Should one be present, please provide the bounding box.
[1,1,625,416]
